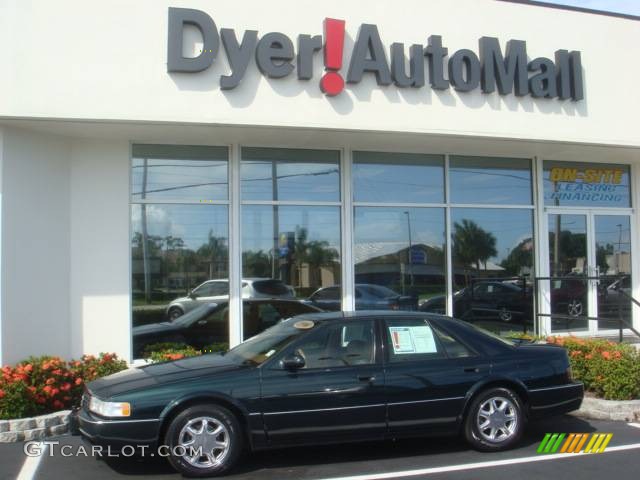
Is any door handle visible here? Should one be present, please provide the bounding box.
[463,367,480,373]
[357,375,376,383]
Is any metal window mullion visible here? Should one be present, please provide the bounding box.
[444,154,453,318]
[228,144,243,347]
[534,156,551,336]
[341,148,355,312]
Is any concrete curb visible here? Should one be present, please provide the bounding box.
[570,396,640,422]
[0,410,70,442]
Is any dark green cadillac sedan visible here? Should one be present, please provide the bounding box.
[73,311,583,477]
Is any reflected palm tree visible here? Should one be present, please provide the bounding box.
[453,219,498,272]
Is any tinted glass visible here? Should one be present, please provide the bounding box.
[543,161,631,207]
[243,301,318,340]
[595,216,632,330]
[131,204,229,330]
[291,320,375,368]
[449,156,532,205]
[242,205,341,304]
[131,145,228,202]
[353,151,444,203]
[241,147,340,202]
[450,208,534,334]
[548,214,588,332]
[431,324,473,358]
[354,207,445,311]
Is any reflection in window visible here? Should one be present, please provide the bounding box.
[242,205,341,306]
[131,145,228,202]
[595,216,632,330]
[241,148,340,202]
[543,161,631,208]
[130,204,229,329]
[354,207,445,311]
[449,208,534,333]
[449,156,532,205]
[353,152,444,203]
[547,214,588,332]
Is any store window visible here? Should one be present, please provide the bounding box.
[450,208,534,333]
[130,145,230,359]
[242,148,342,318]
[450,156,532,205]
[241,147,340,202]
[353,152,446,312]
[543,161,631,208]
[353,152,444,203]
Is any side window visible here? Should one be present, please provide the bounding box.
[314,287,338,301]
[384,318,444,363]
[210,282,229,296]
[431,325,474,358]
[291,320,375,369]
[193,282,214,297]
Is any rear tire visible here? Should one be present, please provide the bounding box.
[164,404,243,477]
[464,387,524,452]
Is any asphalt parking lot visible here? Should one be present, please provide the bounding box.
[2,415,640,480]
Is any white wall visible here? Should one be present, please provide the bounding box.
[0,0,638,147]
[0,128,71,364]
[69,140,130,360]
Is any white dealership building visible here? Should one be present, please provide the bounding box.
[0,0,639,364]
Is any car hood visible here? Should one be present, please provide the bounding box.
[132,322,180,336]
[87,353,246,399]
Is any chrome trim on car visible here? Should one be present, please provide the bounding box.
[388,396,465,406]
[264,403,386,416]
[528,383,583,392]
[80,416,160,425]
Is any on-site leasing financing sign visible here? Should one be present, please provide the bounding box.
[167,7,584,101]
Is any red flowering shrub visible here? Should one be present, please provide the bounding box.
[546,336,640,400]
[0,353,127,420]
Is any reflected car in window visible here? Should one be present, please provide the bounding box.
[421,281,532,325]
[134,299,320,358]
[166,278,295,321]
[75,312,583,477]
[308,284,417,311]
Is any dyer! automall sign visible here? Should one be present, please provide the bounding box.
[167,7,584,101]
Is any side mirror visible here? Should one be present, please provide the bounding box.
[188,290,197,299]
[281,354,305,371]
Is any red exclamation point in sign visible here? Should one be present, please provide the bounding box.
[320,18,345,96]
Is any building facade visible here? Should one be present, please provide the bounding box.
[0,0,639,364]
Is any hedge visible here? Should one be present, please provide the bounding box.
[0,353,127,420]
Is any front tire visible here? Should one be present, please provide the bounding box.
[168,307,184,321]
[164,404,243,477]
[464,387,524,452]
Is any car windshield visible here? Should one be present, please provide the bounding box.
[224,317,318,366]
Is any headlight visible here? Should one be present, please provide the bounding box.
[89,396,131,417]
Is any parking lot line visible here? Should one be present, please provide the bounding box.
[628,423,640,429]
[314,442,640,480]
[16,442,47,480]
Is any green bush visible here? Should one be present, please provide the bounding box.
[142,342,229,363]
[546,336,640,400]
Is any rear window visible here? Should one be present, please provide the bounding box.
[252,280,289,295]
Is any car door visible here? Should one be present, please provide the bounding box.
[382,316,489,437]
[260,318,386,446]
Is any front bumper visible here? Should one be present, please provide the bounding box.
[72,406,161,449]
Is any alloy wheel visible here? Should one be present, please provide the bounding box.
[476,396,518,443]
[177,416,230,469]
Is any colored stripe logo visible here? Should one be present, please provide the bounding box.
[537,433,613,454]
